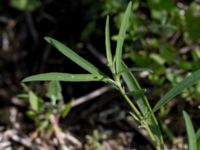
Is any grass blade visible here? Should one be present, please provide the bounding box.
[153,69,200,112]
[126,89,146,97]
[114,2,132,74]
[28,90,40,112]
[22,73,105,82]
[183,111,197,150]
[196,129,200,150]
[121,62,164,149]
[45,37,102,76]
[105,16,113,70]
[62,99,72,118]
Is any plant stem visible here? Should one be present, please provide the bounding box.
[118,86,161,149]
[118,86,142,120]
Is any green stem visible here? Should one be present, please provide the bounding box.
[118,86,161,149]
[118,87,142,120]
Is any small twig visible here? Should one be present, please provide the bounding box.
[86,43,107,65]
[72,86,112,107]
[9,107,20,129]
[11,97,26,107]
[65,132,82,148]
[38,44,52,72]
[2,32,9,51]
[25,12,39,46]
[179,44,200,54]
[4,130,33,148]
[170,32,181,45]
[50,115,70,150]
[177,2,188,11]
[0,141,11,150]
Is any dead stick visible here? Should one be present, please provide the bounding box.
[72,86,112,107]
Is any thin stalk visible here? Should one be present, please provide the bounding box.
[118,86,142,120]
[118,86,160,149]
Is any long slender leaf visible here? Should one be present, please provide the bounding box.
[23,73,105,82]
[105,16,112,69]
[45,37,102,76]
[153,69,200,112]
[196,128,200,150]
[126,89,146,97]
[183,111,197,150]
[114,2,132,74]
[121,62,164,149]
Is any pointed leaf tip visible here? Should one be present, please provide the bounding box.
[183,111,197,150]
[44,37,103,75]
[153,69,200,112]
[114,1,132,74]
[105,15,113,70]
[22,73,106,82]
[44,36,51,42]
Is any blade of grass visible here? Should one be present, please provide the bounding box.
[121,62,164,149]
[45,37,102,76]
[105,16,113,70]
[22,73,105,82]
[153,69,200,112]
[62,99,72,118]
[196,129,200,150]
[114,2,132,74]
[126,89,147,97]
[28,90,40,112]
[183,111,197,150]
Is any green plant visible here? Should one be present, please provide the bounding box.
[183,111,198,150]
[103,0,200,102]
[10,0,41,11]
[84,130,102,150]
[19,81,72,137]
[22,2,200,149]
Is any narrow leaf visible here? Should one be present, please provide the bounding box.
[121,62,164,149]
[45,37,102,76]
[126,89,146,97]
[62,100,72,118]
[105,16,113,69]
[28,91,40,112]
[196,128,200,150]
[114,2,132,74]
[153,69,200,112]
[183,111,197,150]
[23,73,105,82]
[196,128,200,140]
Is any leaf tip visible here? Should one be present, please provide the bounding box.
[153,105,158,112]
[22,77,30,82]
[44,36,52,43]
[182,110,187,117]
[106,15,109,22]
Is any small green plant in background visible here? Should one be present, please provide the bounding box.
[10,0,41,11]
[101,0,200,101]
[19,81,71,137]
[22,2,200,149]
[84,130,102,150]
